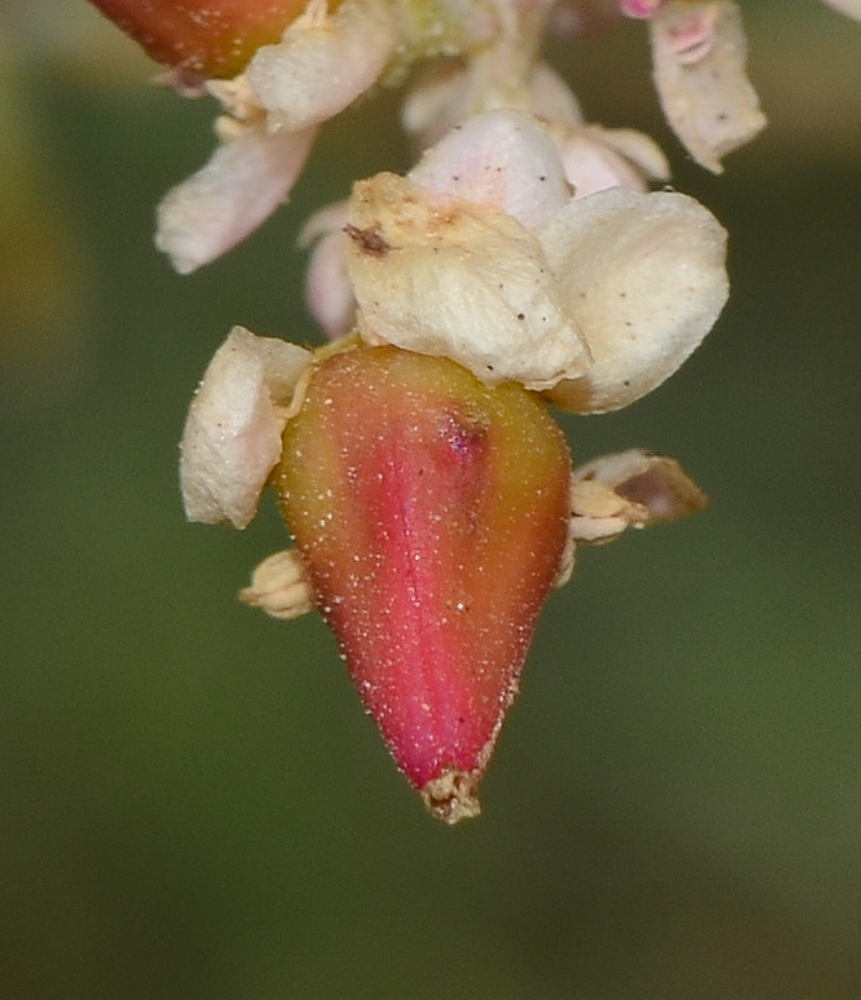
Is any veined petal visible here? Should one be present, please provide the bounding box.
[538,187,727,413]
[650,0,766,173]
[345,172,590,390]
[155,122,317,273]
[180,326,312,528]
[245,0,398,134]
[408,108,571,232]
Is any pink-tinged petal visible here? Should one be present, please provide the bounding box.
[538,187,728,413]
[180,327,312,528]
[555,125,669,197]
[276,345,571,821]
[299,202,356,339]
[620,0,665,17]
[650,0,766,173]
[408,109,571,231]
[819,0,861,18]
[346,172,589,390]
[245,0,398,134]
[155,123,317,273]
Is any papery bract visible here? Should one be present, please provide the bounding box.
[275,345,571,822]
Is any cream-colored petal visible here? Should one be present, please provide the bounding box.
[650,0,766,173]
[239,549,314,619]
[538,187,728,413]
[246,0,398,134]
[408,108,571,231]
[155,123,317,274]
[180,327,312,528]
[346,172,589,389]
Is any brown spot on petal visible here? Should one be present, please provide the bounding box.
[344,223,391,257]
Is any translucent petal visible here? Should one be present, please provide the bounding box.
[155,123,317,273]
[246,0,397,134]
[539,187,728,413]
[180,327,312,528]
[345,173,589,390]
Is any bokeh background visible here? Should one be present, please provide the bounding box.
[3,2,861,997]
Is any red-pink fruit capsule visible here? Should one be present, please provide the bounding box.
[275,345,571,822]
[86,0,326,79]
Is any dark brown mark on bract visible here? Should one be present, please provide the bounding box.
[344,223,391,258]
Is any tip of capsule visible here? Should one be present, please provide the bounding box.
[420,769,482,824]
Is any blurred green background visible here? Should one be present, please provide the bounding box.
[2,3,861,998]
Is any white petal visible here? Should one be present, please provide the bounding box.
[650,0,766,173]
[408,109,571,231]
[180,327,312,528]
[346,172,589,390]
[819,0,861,19]
[246,0,398,134]
[538,187,728,413]
[155,124,317,274]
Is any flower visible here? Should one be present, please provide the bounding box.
[177,102,724,819]
[345,108,727,411]
[91,0,789,820]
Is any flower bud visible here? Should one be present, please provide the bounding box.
[87,0,323,78]
[275,345,571,822]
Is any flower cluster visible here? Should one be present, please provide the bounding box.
[86,0,861,820]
